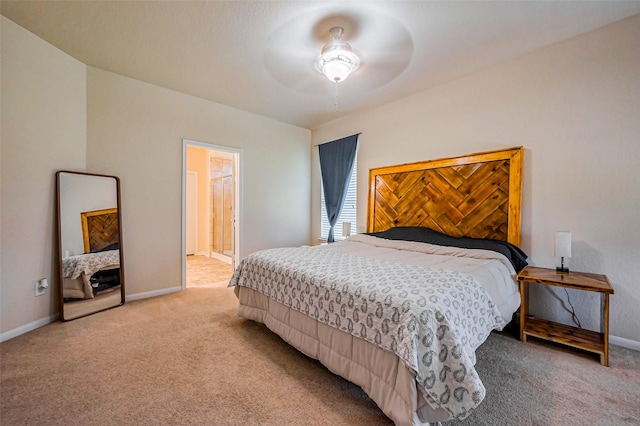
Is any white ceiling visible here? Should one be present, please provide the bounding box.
[2,1,640,129]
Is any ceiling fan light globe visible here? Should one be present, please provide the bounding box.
[315,50,360,83]
[322,60,352,82]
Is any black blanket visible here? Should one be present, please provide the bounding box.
[366,226,528,271]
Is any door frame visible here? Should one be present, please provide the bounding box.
[182,139,241,290]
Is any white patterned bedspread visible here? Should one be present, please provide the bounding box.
[229,235,519,420]
[62,250,120,279]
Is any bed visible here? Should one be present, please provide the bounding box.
[230,147,525,425]
[62,249,120,299]
[62,208,121,300]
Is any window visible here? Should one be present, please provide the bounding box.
[320,153,357,241]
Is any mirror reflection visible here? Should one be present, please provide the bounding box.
[56,171,125,320]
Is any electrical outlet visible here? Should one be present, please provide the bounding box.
[35,278,48,297]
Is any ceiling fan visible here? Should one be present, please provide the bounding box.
[263,7,414,99]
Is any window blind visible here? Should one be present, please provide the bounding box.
[320,153,357,241]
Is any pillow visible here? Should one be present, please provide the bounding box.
[95,242,119,253]
[366,226,528,271]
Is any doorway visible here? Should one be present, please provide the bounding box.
[182,140,240,289]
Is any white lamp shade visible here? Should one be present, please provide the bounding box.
[555,231,572,258]
[342,221,352,237]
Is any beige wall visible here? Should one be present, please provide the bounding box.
[86,67,311,298]
[1,17,87,334]
[1,16,310,339]
[186,146,211,255]
[312,15,640,344]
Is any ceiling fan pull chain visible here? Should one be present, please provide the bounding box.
[334,81,339,112]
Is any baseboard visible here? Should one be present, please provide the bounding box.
[1,287,183,342]
[126,286,182,301]
[0,313,59,343]
[610,335,640,352]
[188,251,232,264]
[209,251,232,264]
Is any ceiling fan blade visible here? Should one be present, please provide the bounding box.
[263,6,414,96]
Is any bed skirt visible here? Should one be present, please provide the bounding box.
[234,285,451,426]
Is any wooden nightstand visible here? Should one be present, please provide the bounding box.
[517,266,614,366]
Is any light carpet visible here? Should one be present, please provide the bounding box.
[1,286,639,425]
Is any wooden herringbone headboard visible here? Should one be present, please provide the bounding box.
[367,147,523,246]
[81,208,120,253]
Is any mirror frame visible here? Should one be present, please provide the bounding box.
[56,170,125,321]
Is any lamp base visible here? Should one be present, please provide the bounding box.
[556,266,569,273]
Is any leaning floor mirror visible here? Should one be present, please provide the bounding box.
[56,171,125,321]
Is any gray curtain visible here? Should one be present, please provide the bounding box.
[318,134,359,243]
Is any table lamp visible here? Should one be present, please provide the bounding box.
[555,231,571,272]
